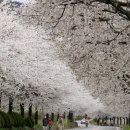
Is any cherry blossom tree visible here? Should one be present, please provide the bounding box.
[0,2,104,115]
[17,0,130,116]
[1,0,130,116]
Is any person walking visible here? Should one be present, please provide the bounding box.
[48,117,53,130]
[43,116,48,130]
[99,118,102,126]
[57,116,64,130]
[97,118,100,126]
[85,117,88,127]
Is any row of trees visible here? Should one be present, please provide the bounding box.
[0,0,130,117]
[0,1,104,117]
[19,0,130,117]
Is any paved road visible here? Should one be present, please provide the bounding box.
[73,125,121,130]
[75,121,122,130]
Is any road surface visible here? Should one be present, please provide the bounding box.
[75,121,122,130]
[73,125,122,130]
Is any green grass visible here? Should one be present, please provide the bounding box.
[0,127,31,130]
[33,119,42,130]
[75,116,83,120]
[120,125,130,130]
[89,120,97,125]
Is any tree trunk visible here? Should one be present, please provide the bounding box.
[34,109,38,125]
[124,118,126,125]
[120,117,122,125]
[8,97,13,113]
[0,93,2,108]
[63,112,66,119]
[20,103,24,118]
[28,104,32,118]
[46,113,49,121]
[126,117,128,125]
[51,113,54,121]
[117,117,119,125]
[113,117,115,125]
[57,112,59,121]
[129,114,130,125]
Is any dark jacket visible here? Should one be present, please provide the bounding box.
[43,118,48,126]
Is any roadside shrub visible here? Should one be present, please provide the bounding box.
[75,115,83,120]
[0,111,14,128]
[66,120,77,128]
[9,112,25,127]
[0,114,4,128]
[93,118,97,122]
[25,117,34,128]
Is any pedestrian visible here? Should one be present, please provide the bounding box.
[103,119,107,126]
[48,117,53,130]
[99,118,102,126]
[97,118,100,126]
[110,119,114,126]
[57,116,64,130]
[85,117,88,127]
[43,116,48,130]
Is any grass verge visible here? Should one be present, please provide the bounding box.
[120,125,130,130]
